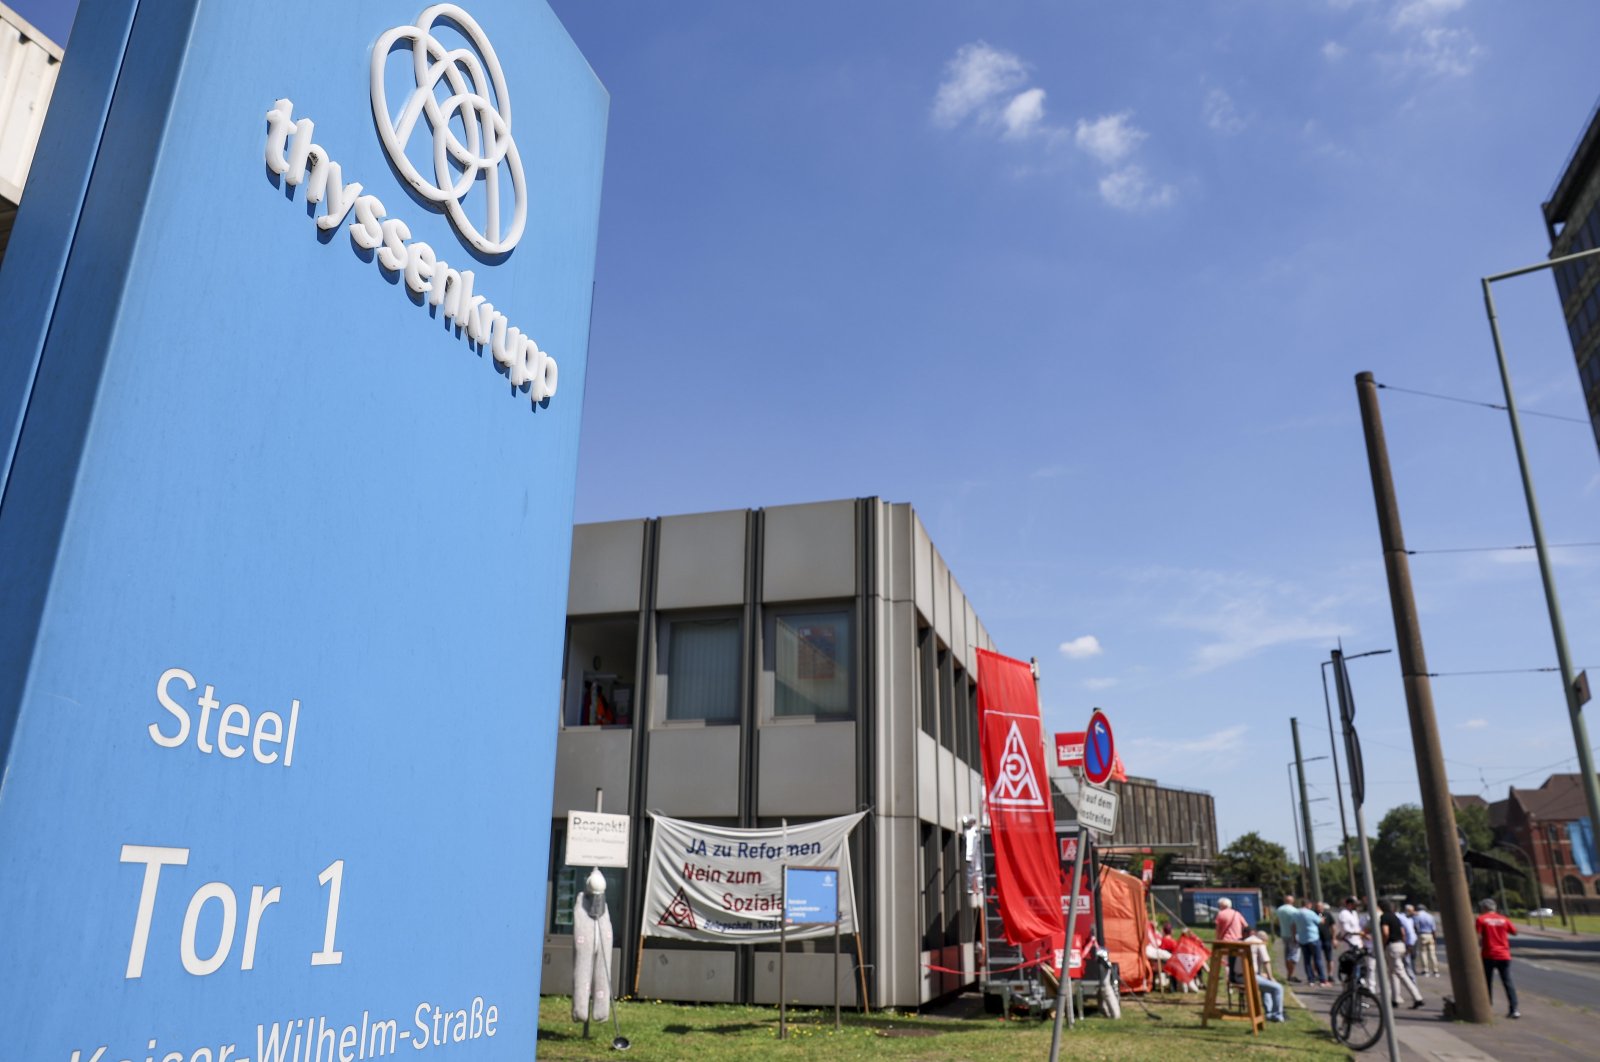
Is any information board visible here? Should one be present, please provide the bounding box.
[0,2,606,1058]
[567,812,631,868]
[784,866,840,926]
[1077,783,1120,836]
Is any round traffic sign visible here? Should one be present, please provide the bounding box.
[1082,709,1116,786]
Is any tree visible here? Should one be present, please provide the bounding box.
[1455,803,1494,853]
[1371,804,1434,903]
[1214,832,1295,900]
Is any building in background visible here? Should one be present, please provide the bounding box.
[1050,770,1218,885]
[1455,774,1598,916]
[543,498,999,1010]
[0,3,61,264]
[1543,95,1600,455]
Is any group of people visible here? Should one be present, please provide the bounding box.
[1260,893,1520,1020]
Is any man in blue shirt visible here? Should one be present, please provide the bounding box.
[1296,897,1329,985]
[1274,895,1300,982]
[1411,904,1439,977]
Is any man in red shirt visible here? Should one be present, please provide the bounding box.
[1475,898,1519,1019]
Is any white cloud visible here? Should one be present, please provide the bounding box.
[1126,725,1249,771]
[1148,568,1354,671]
[1462,718,1488,729]
[1074,112,1146,165]
[1203,88,1245,134]
[1002,87,1048,140]
[1059,635,1104,660]
[932,42,1029,128]
[1083,677,1119,691]
[1098,165,1175,211]
[1392,0,1467,27]
[1322,40,1348,61]
[1400,24,1481,77]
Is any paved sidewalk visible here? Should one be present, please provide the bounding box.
[1290,970,1600,1061]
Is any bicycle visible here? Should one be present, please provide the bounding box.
[1328,945,1385,1051]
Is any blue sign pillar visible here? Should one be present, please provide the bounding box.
[0,2,605,1058]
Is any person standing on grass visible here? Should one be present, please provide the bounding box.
[1379,900,1425,1009]
[1413,903,1439,977]
[1296,897,1329,985]
[1476,898,1520,1019]
[1274,894,1300,982]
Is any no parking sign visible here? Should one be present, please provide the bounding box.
[1082,710,1116,786]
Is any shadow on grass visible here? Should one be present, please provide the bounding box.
[662,1022,768,1036]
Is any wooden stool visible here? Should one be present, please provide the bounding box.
[1200,941,1264,1034]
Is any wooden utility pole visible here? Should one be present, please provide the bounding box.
[1354,372,1491,1023]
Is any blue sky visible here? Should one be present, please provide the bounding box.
[19,0,1600,862]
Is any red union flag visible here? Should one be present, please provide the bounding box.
[977,648,1063,947]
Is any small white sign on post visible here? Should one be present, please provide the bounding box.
[566,811,631,867]
[1076,783,1119,836]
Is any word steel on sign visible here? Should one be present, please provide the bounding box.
[566,812,630,868]
[1077,783,1120,836]
[1082,710,1116,786]
[1055,731,1085,769]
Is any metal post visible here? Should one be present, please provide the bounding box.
[582,787,606,1041]
[1292,718,1323,904]
[779,866,788,1040]
[1354,372,1493,1023]
[1481,270,1600,886]
[1048,826,1088,1061]
[1354,797,1401,1062]
[834,915,841,1032]
[1321,663,1359,897]
[1332,653,1400,1062]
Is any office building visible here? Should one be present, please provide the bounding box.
[1543,97,1600,453]
[541,498,999,1009]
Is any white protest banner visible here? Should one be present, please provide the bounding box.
[643,812,865,943]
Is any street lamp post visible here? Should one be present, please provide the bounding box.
[1321,650,1389,900]
[1481,246,1600,882]
[1493,838,1543,926]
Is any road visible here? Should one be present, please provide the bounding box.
[1436,928,1600,1014]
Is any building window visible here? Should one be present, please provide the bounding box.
[563,617,638,727]
[937,649,955,752]
[771,608,853,719]
[918,626,937,739]
[663,616,741,723]
[1563,874,1584,895]
[921,823,942,952]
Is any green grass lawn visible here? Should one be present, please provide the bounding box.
[537,987,1351,1061]
[1519,912,1600,934]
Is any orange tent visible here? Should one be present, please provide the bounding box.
[1096,865,1154,993]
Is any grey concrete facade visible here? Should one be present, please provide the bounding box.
[542,498,994,1009]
